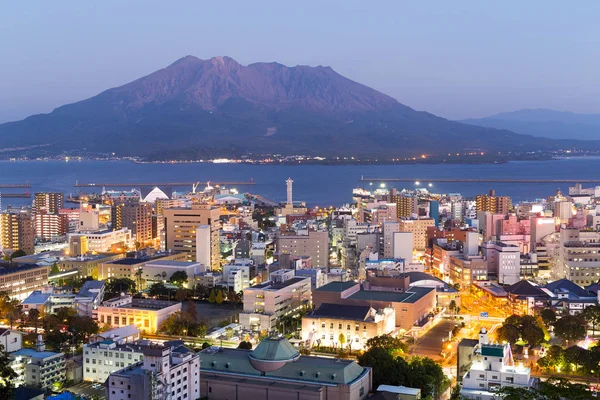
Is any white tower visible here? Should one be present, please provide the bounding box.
[286,178,293,206]
[479,328,489,345]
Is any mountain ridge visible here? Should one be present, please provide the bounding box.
[460,109,600,140]
[0,56,590,159]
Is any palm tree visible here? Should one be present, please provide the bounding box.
[28,309,40,333]
[448,300,457,320]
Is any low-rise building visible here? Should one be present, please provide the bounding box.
[313,281,435,333]
[0,328,23,353]
[69,228,132,254]
[98,251,187,281]
[200,336,372,400]
[461,329,535,400]
[106,343,200,400]
[142,260,201,289]
[0,263,50,301]
[239,270,311,331]
[302,303,395,350]
[83,338,147,383]
[97,295,181,333]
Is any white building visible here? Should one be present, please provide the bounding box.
[295,268,328,289]
[11,336,66,390]
[392,231,413,262]
[83,338,147,383]
[69,228,132,253]
[0,328,23,353]
[240,271,311,331]
[195,224,211,272]
[482,241,521,285]
[97,295,181,334]
[143,260,202,289]
[382,221,400,258]
[222,259,254,293]
[106,344,200,400]
[461,329,534,400]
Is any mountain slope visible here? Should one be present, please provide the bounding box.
[0,57,584,159]
[461,109,600,140]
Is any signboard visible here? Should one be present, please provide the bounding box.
[480,312,489,318]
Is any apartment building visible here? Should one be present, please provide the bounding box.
[0,211,35,255]
[476,190,512,215]
[302,303,395,350]
[163,204,221,267]
[97,295,181,333]
[11,336,66,390]
[239,270,311,331]
[34,208,65,240]
[277,229,329,268]
[112,202,154,243]
[33,192,64,214]
[399,218,435,252]
[555,229,600,286]
[142,260,201,289]
[390,194,418,218]
[482,241,521,285]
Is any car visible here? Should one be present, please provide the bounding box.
[91,383,102,390]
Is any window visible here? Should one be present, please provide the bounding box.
[321,322,325,328]
[338,323,342,329]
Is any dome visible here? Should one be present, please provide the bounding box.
[143,187,169,203]
[248,336,300,372]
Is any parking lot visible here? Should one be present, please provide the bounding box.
[67,381,106,400]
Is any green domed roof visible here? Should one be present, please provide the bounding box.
[249,336,300,362]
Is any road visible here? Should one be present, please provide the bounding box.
[411,319,455,360]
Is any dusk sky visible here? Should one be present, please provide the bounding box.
[1,1,599,123]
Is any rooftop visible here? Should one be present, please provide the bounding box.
[12,347,63,360]
[145,260,199,268]
[349,286,433,304]
[314,281,358,293]
[200,346,367,385]
[0,263,47,276]
[22,291,52,305]
[309,303,372,321]
[249,277,309,291]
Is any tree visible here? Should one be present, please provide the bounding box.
[28,308,40,333]
[554,315,586,343]
[149,282,168,298]
[0,344,17,399]
[50,261,60,274]
[175,288,188,302]
[158,312,193,336]
[170,271,188,288]
[540,308,557,326]
[228,290,242,308]
[364,334,408,356]
[215,290,224,304]
[70,316,100,344]
[187,300,198,323]
[497,377,591,400]
[238,341,253,350]
[583,305,600,335]
[201,342,211,349]
[6,306,22,329]
[208,289,216,303]
[106,278,136,297]
[448,300,456,319]
[338,333,346,349]
[497,323,520,345]
[10,249,26,260]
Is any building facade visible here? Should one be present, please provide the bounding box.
[97,295,181,333]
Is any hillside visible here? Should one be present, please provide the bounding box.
[461,109,600,141]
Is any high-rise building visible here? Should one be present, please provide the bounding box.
[429,200,440,227]
[112,202,153,243]
[163,204,221,267]
[33,192,64,214]
[0,211,35,255]
[390,194,418,218]
[276,230,329,268]
[34,207,66,240]
[476,190,512,214]
[399,218,436,252]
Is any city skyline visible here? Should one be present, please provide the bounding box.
[2,1,600,124]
